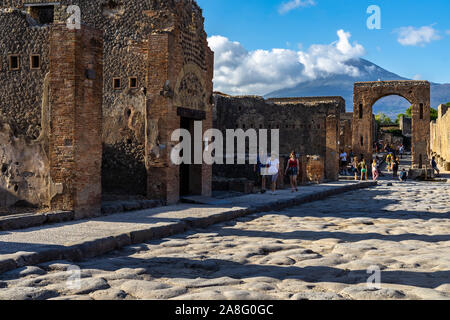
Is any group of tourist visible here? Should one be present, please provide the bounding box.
[254,147,441,195]
[254,151,300,195]
[341,149,408,182]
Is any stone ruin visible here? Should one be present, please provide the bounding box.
[0,0,214,216]
[213,94,345,186]
[353,80,431,167]
[430,104,450,171]
[1,1,448,220]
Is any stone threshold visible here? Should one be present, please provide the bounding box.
[0,200,163,232]
[0,181,376,275]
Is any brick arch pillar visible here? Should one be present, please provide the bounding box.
[353,81,430,168]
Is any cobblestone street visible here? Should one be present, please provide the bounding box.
[1,180,449,300]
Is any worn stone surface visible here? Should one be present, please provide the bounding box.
[0,180,448,300]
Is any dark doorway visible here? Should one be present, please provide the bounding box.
[179,117,202,196]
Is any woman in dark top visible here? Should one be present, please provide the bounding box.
[285,151,300,192]
[393,158,399,178]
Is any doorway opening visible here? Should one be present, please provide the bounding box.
[372,95,412,173]
[179,117,202,196]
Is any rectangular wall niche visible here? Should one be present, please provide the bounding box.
[129,77,137,88]
[8,55,20,70]
[28,5,55,25]
[30,55,40,69]
[113,78,121,90]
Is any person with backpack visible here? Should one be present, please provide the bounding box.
[399,169,408,182]
[386,153,393,173]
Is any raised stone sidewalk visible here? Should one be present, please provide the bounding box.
[0,181,376,275]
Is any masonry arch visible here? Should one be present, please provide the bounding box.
[352,81,430,168]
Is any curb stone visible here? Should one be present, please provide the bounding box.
[0,181,376,275]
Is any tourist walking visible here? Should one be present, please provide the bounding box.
[351,156,359,181]
[285,151,299,192]
[360,159,368,181]
[254,151,268,194]
[392,158,399,179]
[340,150,348,175]
[386,153,393,172]
[431,157,440,177]
[372,159,379,181]
[267,153,280,195]
[399,144,405,159]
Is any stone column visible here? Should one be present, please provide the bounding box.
[48,24,103,218]
[411,100,430,168]
[352,100,373,164]
[325,115,339,181]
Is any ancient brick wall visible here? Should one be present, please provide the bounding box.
[213,94,343,181]
[48,24,103,218]
[0,8,51,208]
[0,9,50,139]
[1,1,213,207]
[213,94,343,157]
[399,116,412,137]
[145,0,214,204]
[340,112,353,155]
[430,104,450,170]
[326,115,339,180]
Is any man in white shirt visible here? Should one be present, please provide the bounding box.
[340,151,348,175]
[267,154,280,195]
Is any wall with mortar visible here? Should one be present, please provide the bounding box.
[213,94,344,181]
[145,0,214,204]
[430,104,450,170]
[1,0,213,203]
[0,9,50,207]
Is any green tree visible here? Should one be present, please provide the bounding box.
[375,112,393,125]
[430,108,438,121]
[403,105,437,121]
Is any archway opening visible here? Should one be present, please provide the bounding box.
[371,95,412,175]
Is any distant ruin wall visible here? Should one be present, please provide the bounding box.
[214,94,343,156]
[213,94,343,181]
[430,104,450,170]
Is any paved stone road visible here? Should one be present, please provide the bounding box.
[0,180,449,300]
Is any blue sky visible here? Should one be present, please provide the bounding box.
[197,0,450,95]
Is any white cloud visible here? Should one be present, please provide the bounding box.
[278,0,316,15]
[208,30,366,96]
[413,74,422,80]
[395,25,441,47]
[446,30,450,35]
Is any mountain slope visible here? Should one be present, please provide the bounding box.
[265,58,450,118]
